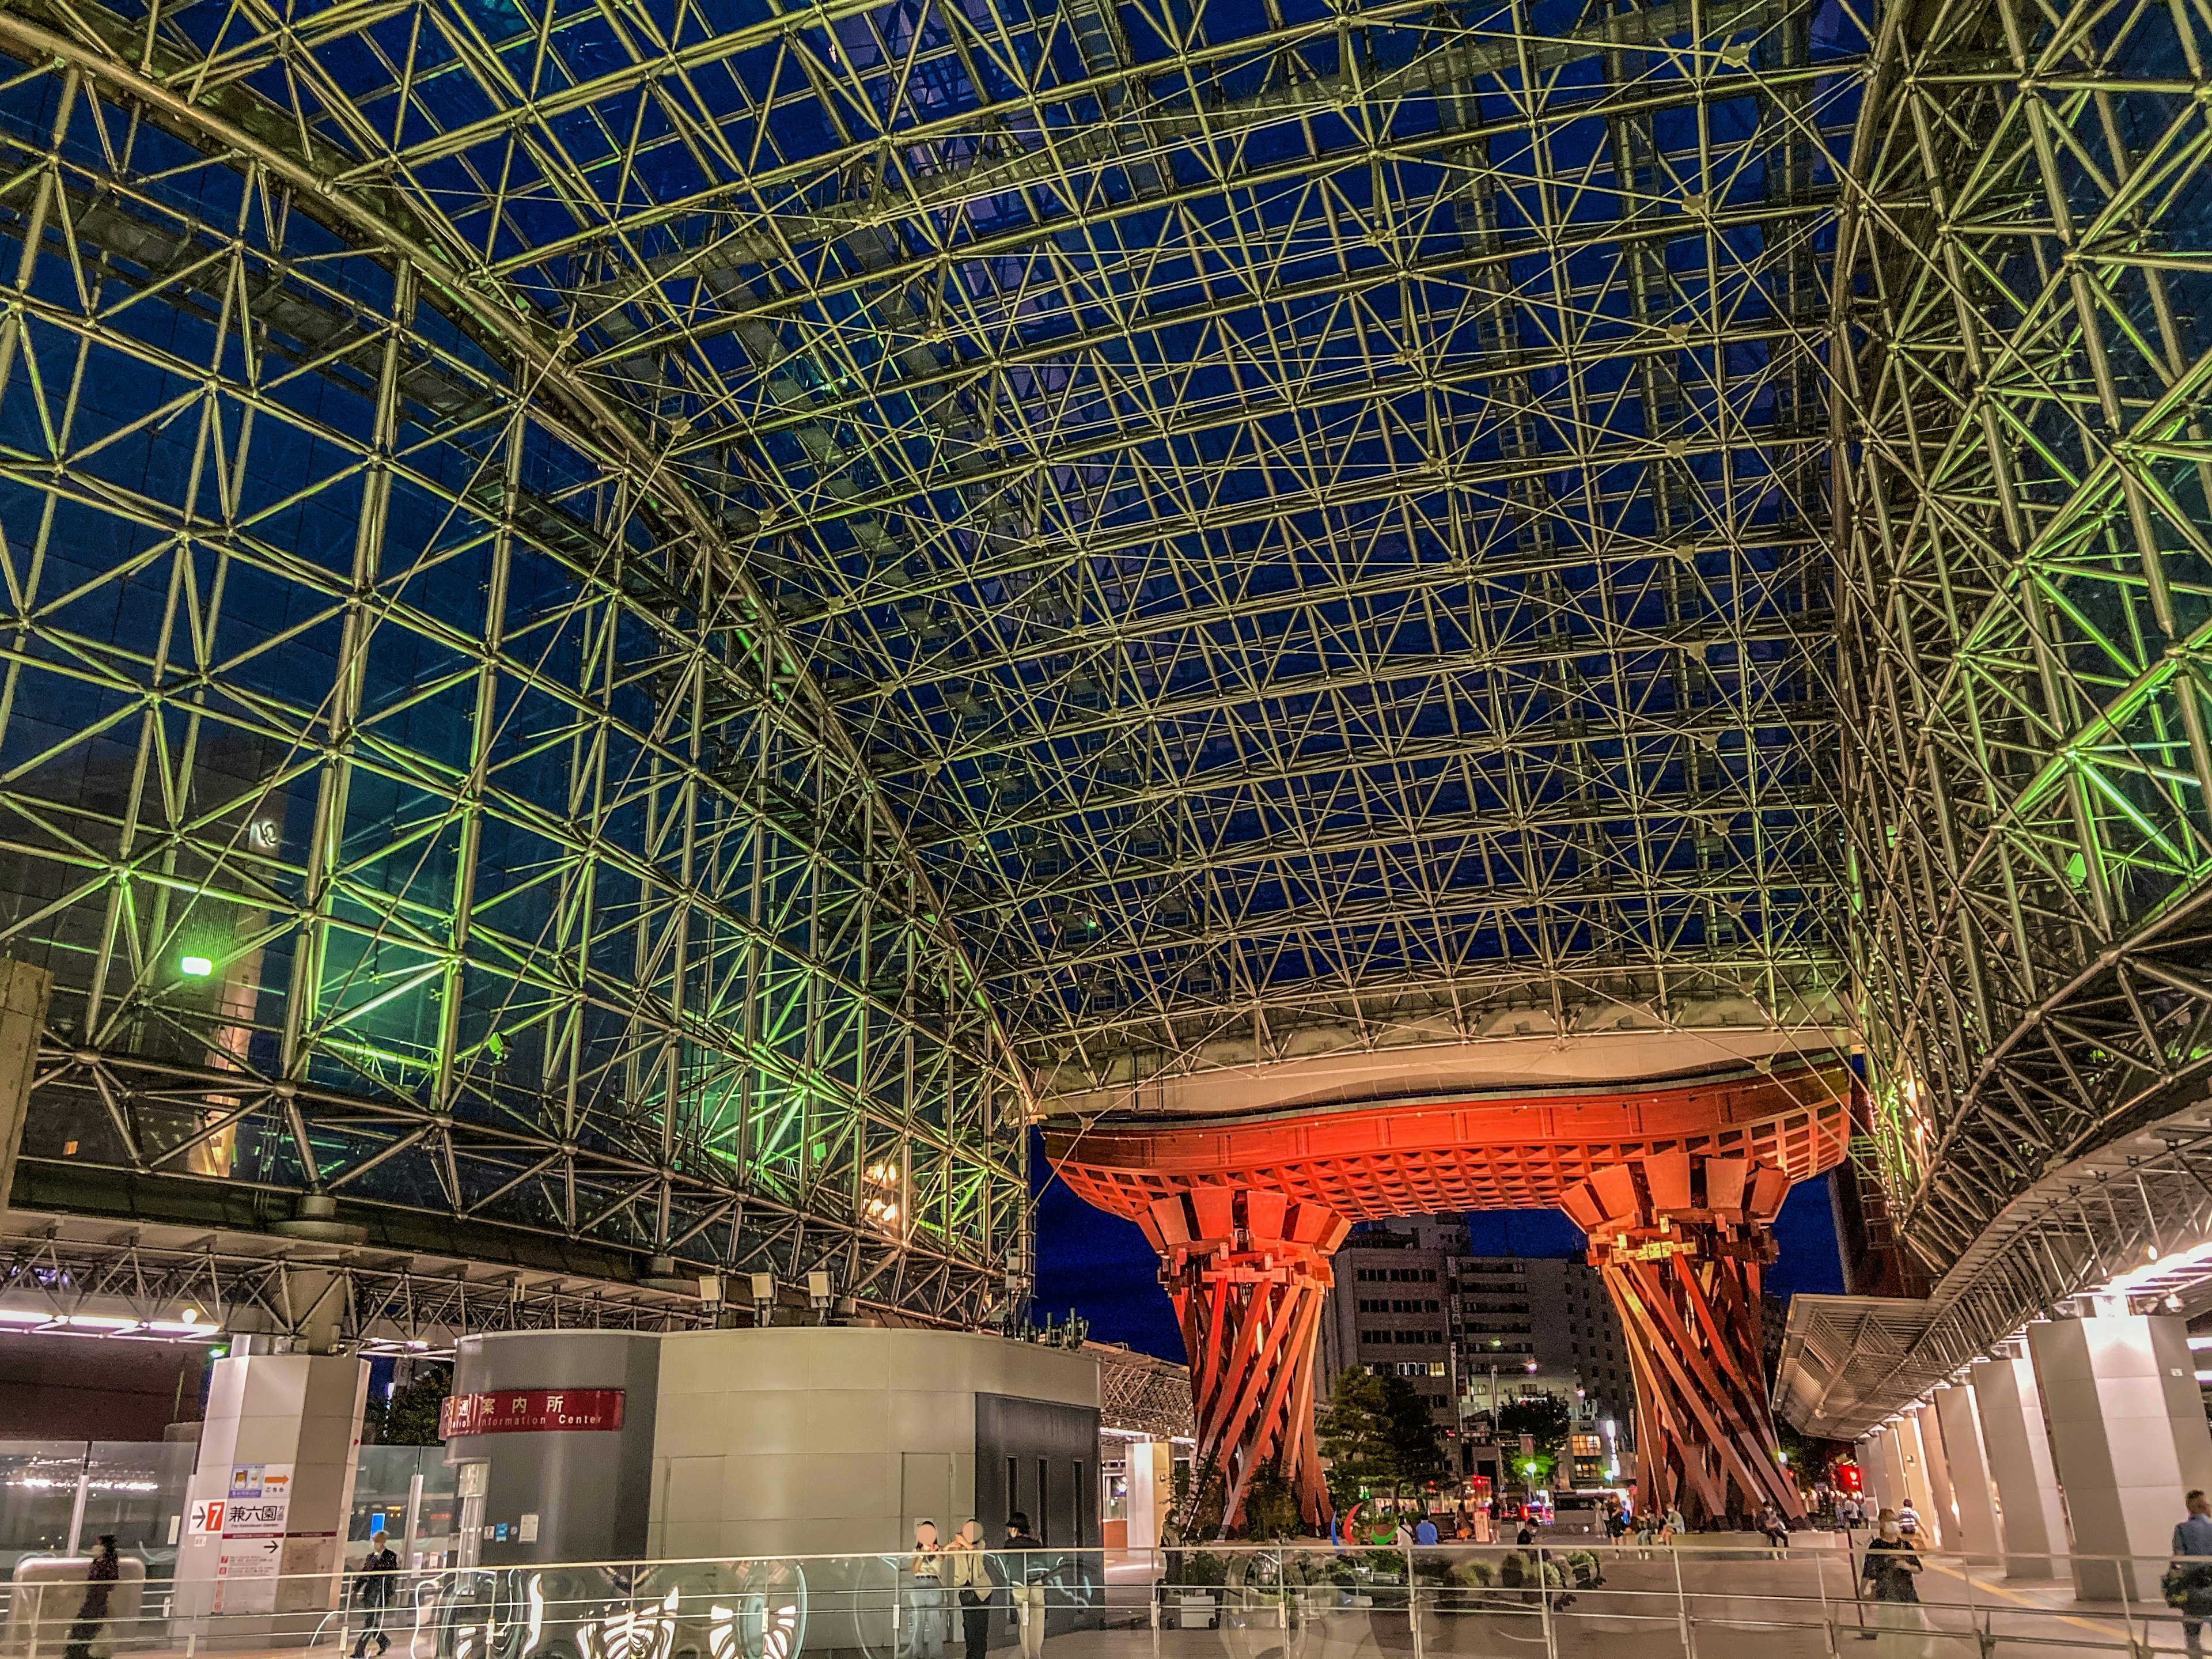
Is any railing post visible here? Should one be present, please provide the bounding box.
[65,1456,89,1556]
[1816,1537,1839,1658]
[1672,1543,1696,1659]
[1404,1547,1424,1659]
[1537,1547,1556,1659]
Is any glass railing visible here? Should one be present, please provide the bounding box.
[0,1538,2202,1658]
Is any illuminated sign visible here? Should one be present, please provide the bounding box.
[440,1388,626,1436]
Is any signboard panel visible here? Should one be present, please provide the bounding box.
[440,1388,625,1436]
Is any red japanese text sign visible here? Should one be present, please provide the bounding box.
[439,1388,626,1436]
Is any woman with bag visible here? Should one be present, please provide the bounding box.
[946,1521,995,1659]
[1861,1508,1930,1658]
[905,1520,949,1659]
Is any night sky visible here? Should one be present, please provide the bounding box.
[1029,1130,1849,1363]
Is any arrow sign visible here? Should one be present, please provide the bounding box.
[189,1500,224,1535]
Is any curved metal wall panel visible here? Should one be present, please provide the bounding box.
[1837,0,2212,1272]
[0,16,1022,1316]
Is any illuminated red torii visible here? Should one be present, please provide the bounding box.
[1045,1059,1852,1532]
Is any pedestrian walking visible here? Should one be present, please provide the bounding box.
[1002,1512,1046,1659]
[1897,1500,1920,1539]
[2166,1488,2212,1657]
[948,1521,994,1659]
[350,1528,399,1659]
[62,1535,118,1659]
[1860,1508,1929,1658]
[905,1520,949,1659]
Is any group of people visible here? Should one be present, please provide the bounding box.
[1388,1508,1488,1546]
[901,1514,1047,1659]
[1834,1493,1918,1534]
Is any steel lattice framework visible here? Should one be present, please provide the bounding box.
[1838,0,2212,1282]
[0,0,1884,1305]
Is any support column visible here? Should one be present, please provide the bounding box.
[1139,1187,1349,1533]
[1123,1437,1158,1551]
[1562,1150,1802,1524]
[1875,1423,1910,1520]
[173,1350,369,1631]
[2028,1312,2212,1603]
[1973,1353,2069,1578]
[1912,1403,1955,1550]
[1897,1412,1942,1544]
[1932,1382,2003,1562]
[1857,1437,1891,1512]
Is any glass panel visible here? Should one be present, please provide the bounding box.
[84,1441,196,1581]
[349,1445,422,1556]
[0,1441,88,1575]
[411,1458,459,1571]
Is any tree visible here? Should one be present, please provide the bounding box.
[1318,1366,1445,1504]
[1238,1464,1304,1540]
[365,1366,451,1445]
[1495,1392,1572,1488]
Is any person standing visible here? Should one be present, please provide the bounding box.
[350,1528,400,1659]
[62,1535,119,1659]
[2171,1489,2212,1657]
[1897,1500,1920,1539]
[947,1520,994,1659]
[1002,1512,1046,1659]
[1860,1509,1928,1658]
[906,1520,948,1659]
[1414,1514,1438,1547]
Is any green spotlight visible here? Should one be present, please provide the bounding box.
[180,955,214,977]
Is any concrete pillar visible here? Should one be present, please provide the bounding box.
[1881,1425,1913,1520]
[1973,1352,2070,1577]
[1860,1435,1893,1511]
[1913,1403,1955,1550]
[1933,1381,2004,1562]
[2028,1312,2212,1603]
[1122,1437,1157,1550]
[1899,1408,1944,1547]
[173,1352,369,1629]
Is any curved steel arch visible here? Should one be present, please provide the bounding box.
[1836,0,2212,1279]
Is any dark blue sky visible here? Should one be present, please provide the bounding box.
[1030,1131,1847,1362]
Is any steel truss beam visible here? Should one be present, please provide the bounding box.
[1834,0,2212,1275]
[0,0,1866,1286]
[1777,1098,2212,1439]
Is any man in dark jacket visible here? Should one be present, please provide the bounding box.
[351,1529,400,1658]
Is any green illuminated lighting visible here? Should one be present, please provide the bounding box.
[180,956,214,978]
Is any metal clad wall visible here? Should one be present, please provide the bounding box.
[974,1391,1101,1549]
[447,1331,660,1565]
